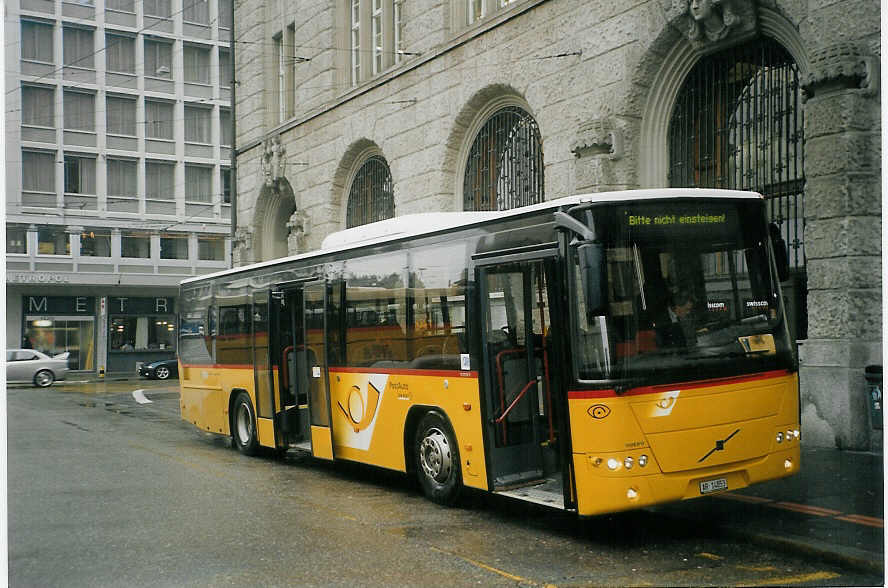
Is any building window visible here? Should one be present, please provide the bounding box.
[7,226,28,254]
[185,165,213,202]
[184,45,211,84]
[64,155,96,195]
[221,167,231,203]
[219,49,231,87]
[106,34,135,74]
[106,0,135,11]
[467,0,484,24]
[463,105,544,211]
[393,0,404,63]
[220,108,232,146]
[218,0,232,29]
[184,106,211,143]
[372,0,383,74]
[160,234,189,259]
[63,91,95,131]
[63,27,94,69]
[22,151,55,193]
[145,100,174,139]
[121,232,150,258]
[37,227,70,255]
[184,0,209,24]
[346,155,394,228]
[146,160,175,200]
[106,96,137,136]
[80,228,112,257]
[107,158,137,197]
[198,236,225,260]
[144,0,172,18]
[22,86,54,128]
[144,39,172,78]
[274,34,285,123]
[350,0,361,84]
[22,21,53,63]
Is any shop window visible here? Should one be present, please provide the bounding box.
[80,228,111,257]
[121,231,150,258]
[198,236,224,260]
[37,226,70,255]
[25,318,95,370]
[7,226,27,254]
[109,316,175,351]
[160,234,189,259]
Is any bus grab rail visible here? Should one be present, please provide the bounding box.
[493,379,537,425]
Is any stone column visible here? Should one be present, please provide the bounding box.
[800,43,881,451]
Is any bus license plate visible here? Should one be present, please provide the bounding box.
[699,478,727,494]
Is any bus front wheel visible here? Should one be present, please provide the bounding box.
[414,412,461,505]
[232,392,259,456]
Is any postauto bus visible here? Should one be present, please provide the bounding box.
[177,189,799,515]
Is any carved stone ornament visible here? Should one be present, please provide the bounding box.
[803,43,880,98]
[571,119,623,160]
[233,226,253,251]
[661,0,757,52]
[260,134,287,188]
[286,209,309,253]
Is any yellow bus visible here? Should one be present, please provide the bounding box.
[178,189,800,515]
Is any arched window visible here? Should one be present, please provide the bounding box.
[668,37,805,269]
[463,106,544,211]
[346,155,394,228]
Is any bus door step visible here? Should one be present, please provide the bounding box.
[493,469,544,490]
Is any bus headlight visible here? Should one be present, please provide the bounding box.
[776,432,784,443]
[638,454,648,467]
[624,457,634,470]
[607,458,620,471]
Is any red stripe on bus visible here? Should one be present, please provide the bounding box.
[181,363,254,370]
[330,366,478,378]
[568,370,792,400]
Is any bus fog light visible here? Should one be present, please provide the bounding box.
[607,458,620,471]
[624,457,634,470]
[626,488,639,500]
[776,432,784,443]
[638,454,648,467]
[784,459,793,471]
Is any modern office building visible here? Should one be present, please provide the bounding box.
[230,0,881,450]
[6,0,232,375]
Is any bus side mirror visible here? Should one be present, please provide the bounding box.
[769,223,790,282]
[578,243,607,316]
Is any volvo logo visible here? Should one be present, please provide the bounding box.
[698,429,740,463]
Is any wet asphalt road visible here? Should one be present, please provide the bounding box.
[6,380,882,587]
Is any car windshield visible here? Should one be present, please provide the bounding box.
[570,199,795,386]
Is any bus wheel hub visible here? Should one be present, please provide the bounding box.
[420,429,451,482]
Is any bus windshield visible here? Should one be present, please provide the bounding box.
[571,199,794,386]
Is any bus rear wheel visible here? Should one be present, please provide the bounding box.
[232,392,259,456]
[414,412,461,505]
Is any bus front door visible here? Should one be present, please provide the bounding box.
[480,260,556,490]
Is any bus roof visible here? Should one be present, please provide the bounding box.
[182,188,761,285]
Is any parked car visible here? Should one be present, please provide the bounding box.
[139,358,178,380]
[6,349,69,387]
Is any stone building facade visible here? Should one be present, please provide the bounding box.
[231,0,881,450]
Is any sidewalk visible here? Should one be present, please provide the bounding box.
[656,445,884,575]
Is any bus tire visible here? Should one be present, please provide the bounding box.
[232,392,259,456]
[414,411,461,506]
